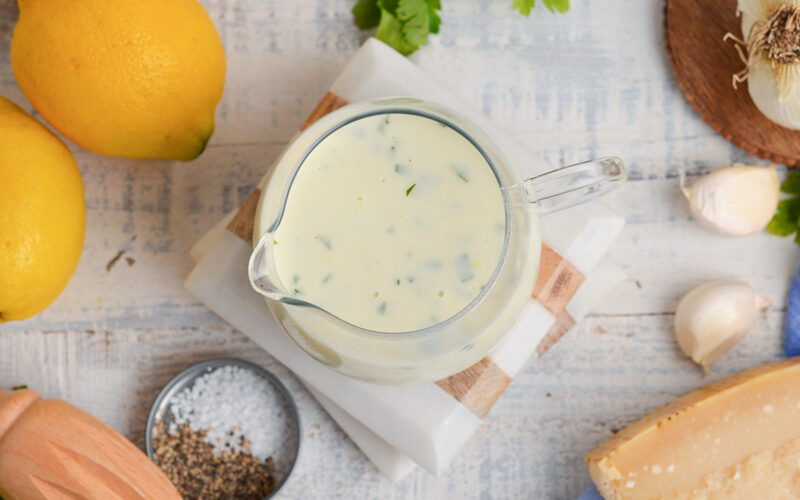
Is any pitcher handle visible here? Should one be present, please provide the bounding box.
[521,156,626,215]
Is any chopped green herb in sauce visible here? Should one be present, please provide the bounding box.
[293,288,302,295]
[454,253,474,282]
[406,183,416,196]
[384,115,390,125]
[452,166,470,183]
[317,236,332,249]
[273,240,278,245]
[377,302,387,314]
[396,279,401,285]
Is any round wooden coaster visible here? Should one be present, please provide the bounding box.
[665,0,800,166]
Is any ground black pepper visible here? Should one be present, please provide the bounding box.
[153,422,276,500]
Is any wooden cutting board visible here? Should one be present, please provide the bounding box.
[665,0,800,166]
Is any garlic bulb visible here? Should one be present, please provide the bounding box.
[680,165,779,235]
[675,280,770,369]
[728,0,800,129]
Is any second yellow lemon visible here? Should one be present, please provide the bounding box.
[11,0,226,161]
[0,97,85,322]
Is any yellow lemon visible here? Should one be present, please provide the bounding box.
[0,97,85,322]
[11,0,225,161]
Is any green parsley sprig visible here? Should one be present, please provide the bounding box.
[513,0,569,16]
[768,171,800,241]
[352,0,569,55]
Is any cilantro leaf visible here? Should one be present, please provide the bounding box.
[427,0,442,33]
[12,385,27,391]
[768,172,800,241]
[782,171,800,194]
[397,0,431,47]
[353,0,382,29]
[515,0,568,15]
[353,0,567,55]
[376,3,419,55]
[372,0,438,55]
[768,201,798,236]
[543,0,570,13]
[768,197,800,237]
[514,0,535,16]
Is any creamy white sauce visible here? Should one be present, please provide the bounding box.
[271,112,506,333]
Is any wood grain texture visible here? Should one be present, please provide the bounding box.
[0,0,796,498]
[300,91,350,131]
[435,357,512,419]
[226,188,261,242]
[665,0,800,166]
[532,244,585,315]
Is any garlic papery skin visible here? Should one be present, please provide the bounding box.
[680,165,779,236]
[747,57,800,129]
[734,0,800,129]
[675,280,770,369]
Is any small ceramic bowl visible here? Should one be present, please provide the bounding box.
[145,358,301,499]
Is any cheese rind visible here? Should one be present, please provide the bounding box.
[585,358,800,499]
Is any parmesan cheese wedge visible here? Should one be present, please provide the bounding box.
[586,358,800,499]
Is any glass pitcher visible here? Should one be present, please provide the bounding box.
[248,98,625,384]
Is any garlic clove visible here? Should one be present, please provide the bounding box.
[675,280,770,369]
[680,165,779,236]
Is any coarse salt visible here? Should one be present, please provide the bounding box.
[167,365,288,462]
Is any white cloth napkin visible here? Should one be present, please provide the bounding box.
[186,38,626,481]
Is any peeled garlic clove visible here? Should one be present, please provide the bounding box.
[680,165,779,236]
[675,280,770,369]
